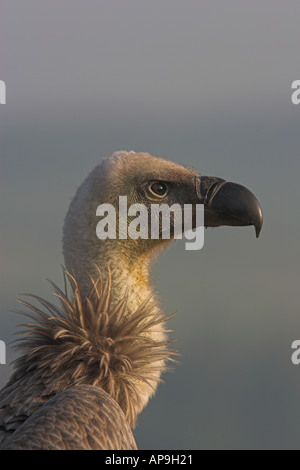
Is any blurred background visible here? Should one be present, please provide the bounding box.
[0,0,299,449]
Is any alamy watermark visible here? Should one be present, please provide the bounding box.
[0,340,6,364]
[96,196,205,250]
[291,80,300,105]
[291,340,300,365]
[0,80,6,104]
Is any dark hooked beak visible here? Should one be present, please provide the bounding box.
[195,176,263,238]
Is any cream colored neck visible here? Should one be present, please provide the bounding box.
[89,241,159,320]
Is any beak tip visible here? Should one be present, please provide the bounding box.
[254,207,263,239]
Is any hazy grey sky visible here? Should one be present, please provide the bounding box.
[0,0,299,449]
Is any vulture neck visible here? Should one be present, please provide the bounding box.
[63,202,172,419]
[92,241,157,320]
[70,236,169,347]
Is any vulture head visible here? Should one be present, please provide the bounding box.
[63,150,262,298]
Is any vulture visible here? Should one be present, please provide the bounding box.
[0,151,263,450]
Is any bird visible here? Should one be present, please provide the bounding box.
[0,151,263,450]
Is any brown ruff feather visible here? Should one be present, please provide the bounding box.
[8,269,178,428]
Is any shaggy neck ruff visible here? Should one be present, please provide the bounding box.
[12,272,176,427]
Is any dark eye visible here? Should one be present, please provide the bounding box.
[148,182,168,198]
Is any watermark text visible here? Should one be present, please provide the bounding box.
[0,80,6,104]
[96,196,205,251]
[0,340,6,364]
[291,80,300,105]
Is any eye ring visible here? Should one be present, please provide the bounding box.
[147,181,169,199]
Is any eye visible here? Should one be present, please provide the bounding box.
[148,181,169,198]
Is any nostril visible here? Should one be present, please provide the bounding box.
[206,182,220,203]
[195,176,226,203]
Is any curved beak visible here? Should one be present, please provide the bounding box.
[196,176,263,238]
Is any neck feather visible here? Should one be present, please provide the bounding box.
[12,271,176,427]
